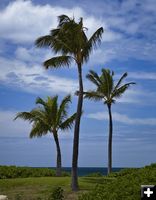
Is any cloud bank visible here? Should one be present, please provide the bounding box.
[87,112,156,126]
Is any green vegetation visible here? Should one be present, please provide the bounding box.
[0,164,155,199]
[48,187,64,200]
[0,166,69,179]
[78,163,156,200]
[84,69,135,174]
[0,176,104,200]
[15,95,76,176]
[35,14,103,191]
[85,172,103,177]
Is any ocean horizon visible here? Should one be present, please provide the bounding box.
[32,167,125,176]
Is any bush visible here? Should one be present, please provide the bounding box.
[48,187,64,200]
[86,172,103,177]
[79,163,156,200]
[0,166,70,179]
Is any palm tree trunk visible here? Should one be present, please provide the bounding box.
[71,63,83,191]
[53,131,62,177]
[107,104,113,175]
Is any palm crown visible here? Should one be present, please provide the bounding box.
[85,68,135,174]
[35,15,104,67]
[85,69,135,105]
[14,95,76,138]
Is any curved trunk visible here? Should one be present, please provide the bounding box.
[71,63,83,191]
[53,131,62,177]
[107,104,113,175]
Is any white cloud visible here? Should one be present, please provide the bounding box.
[0,0,111,44]
[87,112,156,126]
[86,0,156,63]
[128,72,156,80]
[0,0,155,63]
[15,46,45,63]
[0,56,78,94]
[89,38,156,64]
[0,109,31,137]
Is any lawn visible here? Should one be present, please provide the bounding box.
[0,176,110,200]
[0,163,156,200]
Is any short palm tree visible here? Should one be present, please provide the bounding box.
[84,69,135,174]
[35,15,103,190]
[14,95,76,176]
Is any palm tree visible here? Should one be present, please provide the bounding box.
[35,15,103,190]
[84,69,135,174]
[14,95,76,177]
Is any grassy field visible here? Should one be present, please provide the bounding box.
[0,164,156,200]
[0,176,111,200]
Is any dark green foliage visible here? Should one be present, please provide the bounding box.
[14,193,23,200]
[86,172,103,177]
[48,187,64,200]
[0,166,70,179]
[78,163,156,200]
[85,68,135,105]
[35,15,103,66]
[107,168,138,178]
[15,95,76,137]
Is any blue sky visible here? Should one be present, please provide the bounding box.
[0,0,156,167]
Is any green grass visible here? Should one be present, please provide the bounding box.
[0,163,156,200]
[0,176,107,200]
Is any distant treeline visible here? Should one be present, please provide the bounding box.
[0,166,70,179]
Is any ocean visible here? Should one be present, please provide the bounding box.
[54,167,124,176]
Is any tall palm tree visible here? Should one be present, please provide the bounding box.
[35,15,103,190]
[84,69,135,174]
[14,95,76,177]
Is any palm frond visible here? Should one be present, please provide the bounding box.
[30,108,47,124]
[35,35,52,48]
[84,91,104,101]
[58,15,71,27]
[59,113,76,131]
[112,82,135,99]
[86,68,135,106]
[14,112,35,123]
[114,72,128,90]
[101,69,114,98]
[36,97,46,106]
[45,96,58,128]
[86,70,102,87]
[15,94,76,139]
[82,27,104,62]
[43,55,73,69]
[88,27,104,48]
[29,122,49,138]
[57,95,71,124]
[50,37,73,54]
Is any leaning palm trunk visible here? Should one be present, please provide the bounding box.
[53,132,62,177]
[71,64,83,191]
[107,104,113,175]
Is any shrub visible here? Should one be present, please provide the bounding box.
[0,166,70,179]
[86,172,103,177]
[78,163,156,200]
[48,187,64,200]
